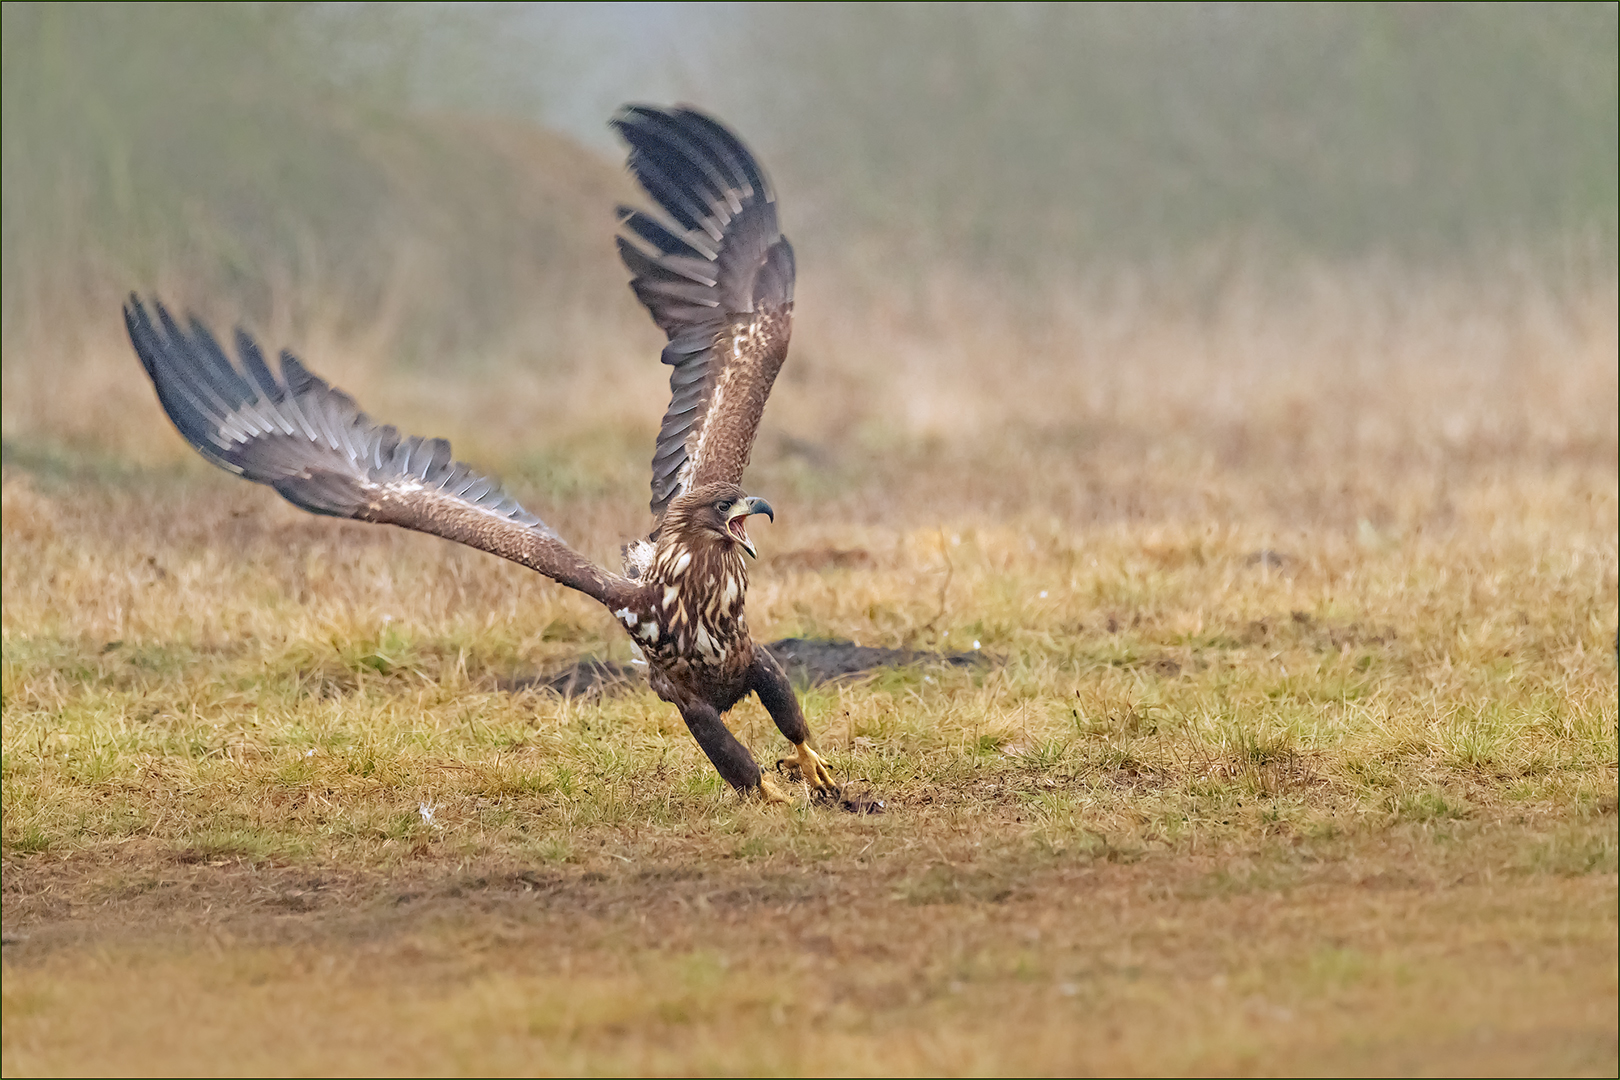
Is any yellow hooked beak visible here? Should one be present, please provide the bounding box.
[725,496,774,559]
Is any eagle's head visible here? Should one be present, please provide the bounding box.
[660,481,774,561]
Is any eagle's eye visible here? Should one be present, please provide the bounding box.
[715,499,732,514]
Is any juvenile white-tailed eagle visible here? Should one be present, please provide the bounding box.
[124,105,836,803]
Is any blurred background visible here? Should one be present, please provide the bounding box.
[2,2,1615,536]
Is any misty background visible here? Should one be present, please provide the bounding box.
[1,2,1615,488]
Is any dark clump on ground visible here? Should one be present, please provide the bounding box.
[508,638,988,699]
[767,637,985,685]
[517,658,636,698]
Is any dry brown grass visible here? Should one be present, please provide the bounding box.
[3,262,1616,1075]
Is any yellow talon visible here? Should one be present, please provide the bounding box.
[793,742,839,794]
[756,774,792,805]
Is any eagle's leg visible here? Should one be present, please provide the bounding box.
[679,700,787,803]
[749,649,840,795]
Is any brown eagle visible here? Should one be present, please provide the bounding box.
[124,105,837,804]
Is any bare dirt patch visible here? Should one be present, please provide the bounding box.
[4,819,1616,1076]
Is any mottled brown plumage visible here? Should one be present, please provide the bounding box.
[123,105,837,801]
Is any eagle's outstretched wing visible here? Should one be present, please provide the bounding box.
[612,105,796,518]
[124,296,631,605]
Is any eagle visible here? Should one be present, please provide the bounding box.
[123,105,838,805]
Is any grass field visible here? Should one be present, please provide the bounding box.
[2,264,1616,1075]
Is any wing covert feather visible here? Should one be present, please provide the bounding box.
[612,105,796,517]
[124,297,631,605]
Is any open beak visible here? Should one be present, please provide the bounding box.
[725,496,773,560]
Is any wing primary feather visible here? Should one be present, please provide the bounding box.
[625,152,725,242]
[629,117,742,219]
[318,390,358,459]
[184,316,256,409]
[619,105,759,210]
[424,437,452,481]
[614,236,719,290]
[631,109,753,212]
[637,278,722,307]
[669,362,707,389]
[272,353,326,444]
[123,304,201,442]
[224,329,296,438]
[617,208,713,262]
[233,327,281,401]
[678,110,774,203]
[149,306,235,427]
